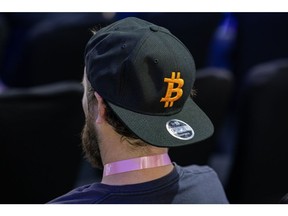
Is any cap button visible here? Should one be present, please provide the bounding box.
[150,26,159,32]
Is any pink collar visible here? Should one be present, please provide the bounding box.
[103,153,172,176]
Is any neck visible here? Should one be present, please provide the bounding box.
[101,153,174,185]
[97,122,173,185]
[103,153,172,176]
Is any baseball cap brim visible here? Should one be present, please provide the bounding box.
[107,97,214,148]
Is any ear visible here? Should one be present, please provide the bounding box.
[94,92,106,124]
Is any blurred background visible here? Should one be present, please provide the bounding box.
[0,12,288,204]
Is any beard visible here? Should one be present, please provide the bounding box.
[81,115,103,169]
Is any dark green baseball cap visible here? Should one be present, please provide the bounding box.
[85,17,213,147]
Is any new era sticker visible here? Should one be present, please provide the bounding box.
[166,119,194,140]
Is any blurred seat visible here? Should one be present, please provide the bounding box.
[169,67,234,166]
[225,59,288,203]
[0,13,115,88]
[279,193,288,204]
[0,81,85,203]
[232,13,288,85]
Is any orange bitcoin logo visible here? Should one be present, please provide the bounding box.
[160,72,184,108]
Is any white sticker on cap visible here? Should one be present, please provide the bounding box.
[166,119,194,140]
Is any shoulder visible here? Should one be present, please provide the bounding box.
[174,164,229,203]
[181,164,223,186]
[47,183,106,204]
[175,163,218,176]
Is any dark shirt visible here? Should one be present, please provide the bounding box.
[48,163,229,204]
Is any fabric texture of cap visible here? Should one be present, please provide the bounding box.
[85,17,214,147]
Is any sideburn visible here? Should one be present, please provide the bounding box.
[81,115,103,169]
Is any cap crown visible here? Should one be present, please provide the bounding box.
[85,17,196,116]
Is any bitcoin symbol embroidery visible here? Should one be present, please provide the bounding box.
[160,72,184,108]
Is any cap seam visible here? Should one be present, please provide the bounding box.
[119,29,153,104]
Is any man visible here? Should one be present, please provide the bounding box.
[48,17,229,204]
